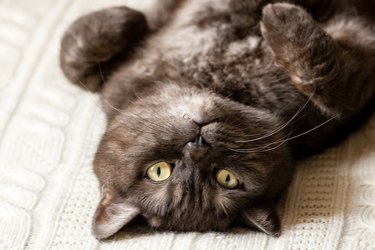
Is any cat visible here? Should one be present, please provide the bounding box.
[60,0,375,240]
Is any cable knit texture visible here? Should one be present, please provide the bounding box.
[0,0,374,249]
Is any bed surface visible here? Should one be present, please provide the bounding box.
[0,0,374,249]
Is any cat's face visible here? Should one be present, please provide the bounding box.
[92,82,293,240]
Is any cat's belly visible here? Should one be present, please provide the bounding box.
[113,0,269,81]
[108,0,304,121]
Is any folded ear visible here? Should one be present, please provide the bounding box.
[92,191,140,240]
[242,204,281,237]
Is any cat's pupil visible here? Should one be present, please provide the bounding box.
[225,174,230,183]
[157,167,161,177]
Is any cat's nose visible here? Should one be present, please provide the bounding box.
[183,113,219,127]
[184,135,209,162]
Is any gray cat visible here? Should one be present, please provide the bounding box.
[60,0,375,240]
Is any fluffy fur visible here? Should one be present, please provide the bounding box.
[60,0,375,240]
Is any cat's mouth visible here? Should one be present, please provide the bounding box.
[192,134,207,145]
[189,134,208,147]
[184,134,210,162]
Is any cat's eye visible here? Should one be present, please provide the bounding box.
[146,162,172,181]
[216,169,238,189]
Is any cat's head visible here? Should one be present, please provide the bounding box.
[92,81,293,240]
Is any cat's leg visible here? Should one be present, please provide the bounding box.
[60,7,148,91]
[261,3,375,117]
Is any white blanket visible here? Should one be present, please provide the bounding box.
[0,0,374,249]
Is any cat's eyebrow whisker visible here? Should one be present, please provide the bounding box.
[111,82,185,134]
[75,78,108,113]
[108,120,163,137]
[76,77,132,119]
[76,69,180,135]
[74,71,127,117]
[236,93,313,143]
[112,111,176,135]
[114,113,182,136]
[104,129,174,149]
[77,78,164,135]
[98,62,105,85]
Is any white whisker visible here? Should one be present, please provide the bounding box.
[236,93,313,143]
[230,114,338,153]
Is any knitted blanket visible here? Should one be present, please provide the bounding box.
[0,0,374,249]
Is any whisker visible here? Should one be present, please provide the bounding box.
[228,131,291,153]
[98,62,105,84]
[236,93,313,143]
[230,114,338,153]
[228,139,286,153]
[282,115,339,142]
[75,79,108,113]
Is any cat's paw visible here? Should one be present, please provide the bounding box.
[60,7,148,91]
[260,3,337,87]
[62,7,148,62]
[260,3,316,68]
[261,3,315,44]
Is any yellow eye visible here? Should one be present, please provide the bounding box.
[146,162,172,181]
[216,169,238,189]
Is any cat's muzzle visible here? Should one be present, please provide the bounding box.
[184,135,209,162]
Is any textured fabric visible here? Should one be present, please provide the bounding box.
[0,0,374,249]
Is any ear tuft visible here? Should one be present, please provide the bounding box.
[92,192,140,240]
[242,204,281,237]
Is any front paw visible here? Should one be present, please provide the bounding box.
[260,4,316,67]
[60,7,148,91]
[260,3,336,86]
[62,7,148,62]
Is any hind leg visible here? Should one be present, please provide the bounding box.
[60,7,148,91]
[261,3,375,117]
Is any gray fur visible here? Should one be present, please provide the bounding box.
[60,0,375,240]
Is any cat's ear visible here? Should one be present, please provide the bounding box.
[242,204,281,237]
[92,190,140,240]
